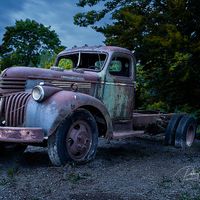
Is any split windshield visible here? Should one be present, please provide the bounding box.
[57,52,107,71]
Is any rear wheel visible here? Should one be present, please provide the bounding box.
[164,114,184,145]
[175,115,197,148]
[48,109,98,166]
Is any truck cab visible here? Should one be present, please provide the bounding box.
[0,46,197,166]
[55,46,136,119]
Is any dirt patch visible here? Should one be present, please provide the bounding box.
[0,137,200,200]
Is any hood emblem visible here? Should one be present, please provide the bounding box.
[71,83,78,92]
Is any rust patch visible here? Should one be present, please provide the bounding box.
[0,127,44,143]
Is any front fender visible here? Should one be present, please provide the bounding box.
[24,91,113,137]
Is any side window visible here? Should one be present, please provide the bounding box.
[108,57,130,77]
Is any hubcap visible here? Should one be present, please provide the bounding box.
[66,120,92,161]
[186,124,195,147]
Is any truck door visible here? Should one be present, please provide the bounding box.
[102,53,136,120]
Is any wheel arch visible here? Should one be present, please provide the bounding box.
[79,105,108,137]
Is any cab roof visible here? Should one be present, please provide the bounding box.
[58,45,133,56]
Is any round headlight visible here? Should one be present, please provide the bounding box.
[32,85,45,102]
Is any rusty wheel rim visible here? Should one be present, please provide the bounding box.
[66,120,92,161]
[186,124,195,147]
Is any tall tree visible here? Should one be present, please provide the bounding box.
[74,0,200,112]
[0,19,63,69]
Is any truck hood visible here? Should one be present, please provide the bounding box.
[1,66,100,82]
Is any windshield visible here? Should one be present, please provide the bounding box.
[56,52,107,71]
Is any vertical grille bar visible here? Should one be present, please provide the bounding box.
[15,93,28,126]
[5,96,12,126]
[5,93,31,127]
[20,94,30,125]
[9,94,18,126]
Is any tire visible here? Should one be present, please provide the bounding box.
[48,109,99,166]
[164,114,184,145]
[175,115,197,148]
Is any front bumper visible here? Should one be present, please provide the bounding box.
[0,127,44,143]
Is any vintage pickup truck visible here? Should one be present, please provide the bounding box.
[0,46,197,165]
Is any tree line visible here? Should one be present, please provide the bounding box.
[0,0,200,116]
[74,0,200,116]
[0,19,64,69]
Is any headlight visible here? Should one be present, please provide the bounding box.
[32,85,45,102]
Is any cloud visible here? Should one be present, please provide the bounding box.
[0,0,25,35]
[0,0,105,48]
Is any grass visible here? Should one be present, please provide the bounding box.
[158,176,173,189]
[179,193,200,200]
[0,166,19,187]
[7,166,19,178]
[0,178,9,186]
[67,172,87,183]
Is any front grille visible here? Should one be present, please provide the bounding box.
[4,92,31,127]
[0,78,26,94]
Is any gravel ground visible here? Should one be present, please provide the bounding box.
[0,136,200,200]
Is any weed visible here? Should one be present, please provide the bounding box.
[179,193,200,200]
[0,178,9,186]
[67,172,87,184]
[7,166,19,178]
[179,193,191,200]
[158,176,173,189]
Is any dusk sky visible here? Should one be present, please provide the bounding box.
[0,0,106,48]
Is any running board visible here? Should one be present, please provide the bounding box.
[112,130,144,139]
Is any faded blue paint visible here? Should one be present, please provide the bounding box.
[24,90,113,137]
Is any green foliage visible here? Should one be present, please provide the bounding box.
[0,19,64,70]
[7,166,19,178]
[75,0,200,113]
[67,172,87,184]
[146,102,169,112]
[58,59,72,70]
[39,51,57,69]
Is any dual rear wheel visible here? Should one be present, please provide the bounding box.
[165,114,197,148]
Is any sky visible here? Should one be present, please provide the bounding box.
[0,0,106,48]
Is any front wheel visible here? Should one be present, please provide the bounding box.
[48,109,98,166]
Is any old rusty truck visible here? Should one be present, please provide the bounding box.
[0,46,197,166]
